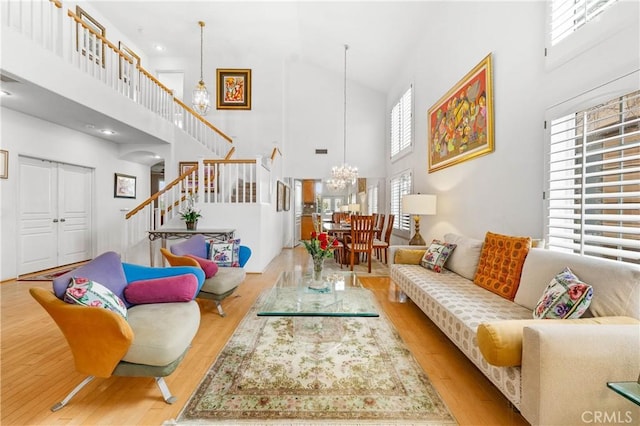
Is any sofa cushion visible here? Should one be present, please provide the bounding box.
[124,275,198,305]
[185,254,219,278]
[122,301,200,366]
[64,277,128,319]
[395,249,427,265]
[474,232,531,301]
[209,238,241,267]
[533,267,593,319]
[515,248,640,318]
[53,251,127,302]
[477,316,640,367]
[170,234,208,259]
[443,233,484,280]
[200,267,246,296]
[420,240,456,273]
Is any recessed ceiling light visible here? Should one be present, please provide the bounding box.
[154,44,165,52]
[99,129,116,135]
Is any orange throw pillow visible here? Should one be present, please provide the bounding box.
[473,232,531,300]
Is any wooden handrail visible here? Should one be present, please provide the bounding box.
[125,158,257,220]
[67,10,134,65]
[50,0,62,8]
[125,165,197,219]
[204,158,257,165]
[173,97,233,143]
[68,9,234,147]
[136,66,173,96]
[224,147,235,159]
[270,147,282,161]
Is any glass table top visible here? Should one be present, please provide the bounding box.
[257,269,379,317]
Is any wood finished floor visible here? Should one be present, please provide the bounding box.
[1,247,528,425]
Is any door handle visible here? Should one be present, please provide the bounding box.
[60,218,66,222]
[53,219,58,223]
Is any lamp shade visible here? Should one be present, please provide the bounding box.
[348,203,360,213]
[402,194,437,215]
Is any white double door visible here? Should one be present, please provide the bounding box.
[18,157,93,275]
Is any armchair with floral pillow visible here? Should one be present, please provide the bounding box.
[160,234,251,317]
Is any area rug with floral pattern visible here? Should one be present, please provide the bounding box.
[170,290,456,425]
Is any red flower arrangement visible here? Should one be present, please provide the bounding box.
[303,231,339,260]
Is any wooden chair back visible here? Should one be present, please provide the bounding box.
[346,215,375,272]
[375,213,386,239]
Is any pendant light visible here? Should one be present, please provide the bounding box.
[192,21,211,116]
[327,44,358,191]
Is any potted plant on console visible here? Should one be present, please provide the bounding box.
[180,193,202,230]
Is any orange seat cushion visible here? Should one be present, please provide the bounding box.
[473,231,531,300]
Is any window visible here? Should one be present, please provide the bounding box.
[390,170,412,232]
[367,185,378,214]
[547,89,639,264]
[390,86,413,158]
[550,0,619,46]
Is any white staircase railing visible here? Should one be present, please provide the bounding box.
[2,0,233,159]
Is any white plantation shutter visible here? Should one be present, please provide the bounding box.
[390,86,412,158]
[390,171,412,231]
[368,186,379,214]
[547,90,640,264]
[550,0,618,46]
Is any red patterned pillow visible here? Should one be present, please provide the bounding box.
[473,232,531,300]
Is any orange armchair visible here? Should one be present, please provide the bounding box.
[30,251,203,411]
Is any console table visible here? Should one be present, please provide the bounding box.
[147,228,235,266]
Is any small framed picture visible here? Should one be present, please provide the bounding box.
[118,41,140,83]
[114,173,136,198]
[76,6,106,67]
[284,185,291,211]
[0,149,7,179]
[216,68,252,110]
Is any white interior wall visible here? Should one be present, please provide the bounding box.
[0,108,150,280]
[283,59,386,180]
[388,0,639,245]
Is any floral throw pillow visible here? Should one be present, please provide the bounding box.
[208,238,241,267]
[533,267,593,319]
[420,240,457,273]
[64,277,128,319]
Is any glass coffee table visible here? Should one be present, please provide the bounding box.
[257,270,379,317]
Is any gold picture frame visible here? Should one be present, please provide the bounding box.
[427,53,494,173]
[216,69,252,110]
[118,41,140,82]
[75,6,106,67]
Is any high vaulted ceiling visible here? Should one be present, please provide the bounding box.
[88,1,435,93]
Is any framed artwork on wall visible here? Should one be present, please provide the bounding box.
[284,184,291,211]
[75,6,106,67]
[0,149,8,179]
[216,68,252,110]
[276,180,284,212]
[179,161,198,192]
[114,173,136,198]
[427,53,494,173]
[118,41,140,83]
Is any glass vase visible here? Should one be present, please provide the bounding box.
[312,257,324,281]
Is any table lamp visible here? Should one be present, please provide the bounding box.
[348,203,360,214]
[402,194,437,246]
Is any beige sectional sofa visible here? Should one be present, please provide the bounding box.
[389,234,640,426]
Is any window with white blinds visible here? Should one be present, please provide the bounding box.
[547,89,640,264]
[390,170,412,232]
[367,186,379,214]
[550,0,619,46]
[390,86,413,158]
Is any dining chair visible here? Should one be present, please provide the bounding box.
[375,213,386,240]
[373,214,395,264]
[344,215,375,273]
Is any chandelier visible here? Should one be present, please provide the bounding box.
[327,44,358,191]
[192,21,211,116]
